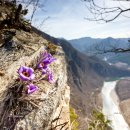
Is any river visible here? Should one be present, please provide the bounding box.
[102,81,130,130]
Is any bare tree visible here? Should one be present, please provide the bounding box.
[83,0,130,22]
[95,44,130,54]
[82,0,130,53]
[22,0,47,29]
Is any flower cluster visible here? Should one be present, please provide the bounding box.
[37,51,56,83]
[17,50,56,94]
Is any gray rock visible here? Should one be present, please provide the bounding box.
[0,31,70,130]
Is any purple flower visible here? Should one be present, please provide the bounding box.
[26,83,38,94]
[37,51,56,69]
[43,53,56,65]
[47,71,55,84]
[41,66,48,75]
[41,66,50,75]
[17,66,35,81]
[38,64,54,83]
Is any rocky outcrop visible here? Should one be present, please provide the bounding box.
[0,30,70,130]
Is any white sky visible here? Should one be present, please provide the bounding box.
[26,0,130,40]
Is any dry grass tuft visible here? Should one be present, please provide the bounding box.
[0,81,37,130]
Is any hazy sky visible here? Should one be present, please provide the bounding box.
[27,0,130,40]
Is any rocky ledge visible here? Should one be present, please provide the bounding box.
[0,30,70,130]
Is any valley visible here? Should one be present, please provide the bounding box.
[69,36,130,129]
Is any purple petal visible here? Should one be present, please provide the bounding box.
[26,84,38,94]
[43,57,56,66]
[37,62,44,69]
[37,52,56,70]
[42,66,49,75]
[42,68,47,75]
[43,60,50,66]
[29,73,35,80]
[47,71,55,84]
[17,66,24,73]
[28,68,34,73]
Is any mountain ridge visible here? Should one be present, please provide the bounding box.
[69,36,130,66]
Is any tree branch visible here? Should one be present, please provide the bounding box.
[83,0,130,22]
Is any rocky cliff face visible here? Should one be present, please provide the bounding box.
[116,78,130,126]
[33,28,130,129]
[0,30,70,130]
